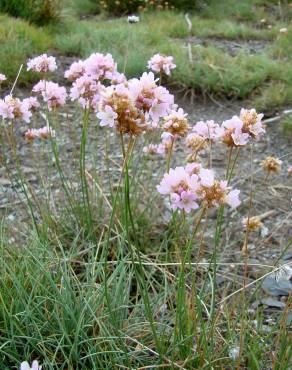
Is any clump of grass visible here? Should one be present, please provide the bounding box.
[0,14,52,84]
[189,16,274,40]
[199,0,286,22]
[282,115,292,135]
[0,0,62,24]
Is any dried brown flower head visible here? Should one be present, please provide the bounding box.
[242,216,263,232]
[261,156,282,173]
[163,108,190,137]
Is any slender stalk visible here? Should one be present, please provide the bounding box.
[237,143,254,369]
[166,138,174,172]
[79,107,93,229]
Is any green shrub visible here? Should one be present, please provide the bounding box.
[0,0,62,24]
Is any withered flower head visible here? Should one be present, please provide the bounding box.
[163,108,190,137]
[242,216,263,232]
[261,156,282,173]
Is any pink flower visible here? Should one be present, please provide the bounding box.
[199,168,215,187]
[0,99,13,119]
[0,73,6,82]
[23,97,40,111]
[25,126,55,141]
[143,144,159,154]
[64,60,85,81]
[149,100,169,121]
[196,176,241,209]
[84,53,117,81]
[70,75,102,109]
[97,105,117,127]
[239,108,265,140]
[147,54,176,76]
[192,120,223,142]
[129,72,173,121]
[185,162,201,175]
[32,80,46,93]
[27,54,57,73]
[288,166,292,176]
[111,72,127,85]
[0,95,31,122]
[225,189,241,209]
[33,80,67,111]
[38,126,55,139]
[157,166,199,212]
[221,116,249,146]
[171,191,198,213]
[97,84,148,135]
[163,108,189,137]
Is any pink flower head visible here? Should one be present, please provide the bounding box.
[185,162,201,176]
[128,72,173,123]
[70,75,103,109]
[163,108,189,137]
[225,188,241,209]
[97,84,148,135]
[199,168,215,187]
[157,166,199,212]
[33,80,66,111]
[239,108,265,140]
[27,54,57,73]
[0,95,31,122]
[147,54,176,76]
[171,191,198,213]
[161,131,174,143]
[97,105,118,127]
[128,72,157,105]
[84,53,117,81]
[196,175,241,209]
[143,144,159,155]
[32,80,46,93]
[25,128,39,141]
[192,120,223,142]
[221,116,249,146]
[38,126,55,139]
[20,360,42,370]
[23,97,40,111]
[0,73,6,82]
[111,72,127,85]
[25,126,55,141]
[288,166,292,176]
[64,60,85,81]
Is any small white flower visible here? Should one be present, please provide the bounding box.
[127,15,140,24]
[279,27,288,33]
[229,346,240,361]
[260,225,269,237]
[20,360,42,370]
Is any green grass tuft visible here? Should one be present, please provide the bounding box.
[0,14,52,84]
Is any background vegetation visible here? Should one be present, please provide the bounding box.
[0,0,292,113]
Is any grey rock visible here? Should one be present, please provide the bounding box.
[262,266,292,296]
[261,298,286,309]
